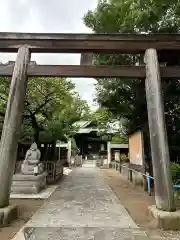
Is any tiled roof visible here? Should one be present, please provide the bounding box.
[73,121,92,129]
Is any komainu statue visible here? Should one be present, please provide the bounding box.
[21,142,43,175]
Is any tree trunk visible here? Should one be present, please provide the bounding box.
[49,141,56,161]
[34,128,40,145]
[0,46,30,208]
[30,113,40,145]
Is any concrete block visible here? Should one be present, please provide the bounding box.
[132,171,144,186]
[121,167,129,180]
[100,164,109,169]
[149,205,180,230]
[11,186,41,194]
[0,205,18,226]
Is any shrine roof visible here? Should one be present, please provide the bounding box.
[74,121,92,129]
[73,121,97,134]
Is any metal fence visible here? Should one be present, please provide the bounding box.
[110,161,180,196]
[43,160,64,184]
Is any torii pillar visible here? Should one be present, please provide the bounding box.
[144,48,175,212]
[0,46,30,223]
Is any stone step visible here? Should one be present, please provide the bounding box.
[11,180,46,187]
[23,227,148,240]
[11,186,42,194]
[13,172,47,181]
[12,182,41,187]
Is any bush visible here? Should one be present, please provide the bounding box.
[120,154,129,162]
[170,163,180,185]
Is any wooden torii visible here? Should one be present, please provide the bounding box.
[0,32,179,212]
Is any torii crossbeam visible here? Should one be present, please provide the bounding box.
[0,32,180,53]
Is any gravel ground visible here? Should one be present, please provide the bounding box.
[101,168,180,240]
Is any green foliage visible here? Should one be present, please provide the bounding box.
[111,134,128,144]
[170,163,180,185]
[90,108,113,130]
[90,108,128,143]
[84,0,180,34]
[84,0,180,162]
[0,77,90,143]
[120,153,129,162]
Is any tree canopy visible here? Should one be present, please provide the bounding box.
[89,108,128,143]
[0,76,90,144]
[84,0,180,162]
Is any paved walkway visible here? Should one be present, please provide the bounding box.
[14,162,148,239]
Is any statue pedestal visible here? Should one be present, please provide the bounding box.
[11,172,47,194]
[21,162,44,175]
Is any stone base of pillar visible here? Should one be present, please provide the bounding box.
[11,172,47,194]
[0,204,17,226]
[149,205,180,230]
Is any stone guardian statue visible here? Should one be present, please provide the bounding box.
[21,142,43,175]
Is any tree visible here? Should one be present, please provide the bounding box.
[84,0,180,162]
[0,76,90,144]
[90,108,128,143]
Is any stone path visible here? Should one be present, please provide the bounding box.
[13,162,148,239]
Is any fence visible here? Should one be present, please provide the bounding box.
[43,160,64,184]
[146,175,180,195]
[14,160,64,184]
[110,161,180,196]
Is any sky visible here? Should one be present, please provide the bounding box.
[0,0,98,109]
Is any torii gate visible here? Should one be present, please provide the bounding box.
[0,32,179,214]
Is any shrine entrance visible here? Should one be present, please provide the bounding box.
[0,32,179,213]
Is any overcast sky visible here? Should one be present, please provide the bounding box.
[0,0,98,109]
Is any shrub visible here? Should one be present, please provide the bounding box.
[170,163,180,185]
[120,154,129,162]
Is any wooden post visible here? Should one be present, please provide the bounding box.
[80,53,93,65]
[0,46,30,208]
[107,141,111,165]
[67,139,72,164]
[144,48,175,212]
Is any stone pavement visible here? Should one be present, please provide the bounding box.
[13,162,148,239]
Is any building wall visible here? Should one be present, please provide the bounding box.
[128,130,144,166]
